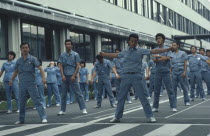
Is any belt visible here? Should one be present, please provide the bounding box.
[124,72,138,74]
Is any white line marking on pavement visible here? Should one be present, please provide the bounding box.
[86,97,184,124]
[0,125,5,128]
[26,123,83,136]
[144,124,191,136]
[1,124,47,136]
[72,102,141,119]
[94,105,141,119]
[83,124,139,136]
[165,99,209,119]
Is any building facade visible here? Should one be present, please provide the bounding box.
[0,0,210,80]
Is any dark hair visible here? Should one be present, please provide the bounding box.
[80,60,86,67]
[7,51,16,59]
[172,42,181,47]
[128,33,139,41]
[96,54,103,61]
[48,62,56,67]
[199,48,205,52]
[57,62,61,66]
[20,42,30,49]
[115,48,121,52]
[65,39,73,45]
[206,50,210,53]
[190,46,197,50]
[155,33,165,41]
[38,59,42,66]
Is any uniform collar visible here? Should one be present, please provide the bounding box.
[21,54,31,61]
[128,46,137,50]
[65,51,74,56]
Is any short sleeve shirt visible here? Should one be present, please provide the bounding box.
[15,54,40,82]
[117,47,151,73]
[58,51,81,76]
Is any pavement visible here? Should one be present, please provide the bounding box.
[0,89,210,136]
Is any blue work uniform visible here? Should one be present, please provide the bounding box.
[94,59,115,107]
[170,50,190,106]
[58,51,86,112]
[91,67,98,100]
[113,58,131,102]
[1,60,19,111]
[153,45,176,109]
[35,68,46,107]
[186,54,207,99]
[115,47,154,119]
[15,54,47,123]
[148,60,156,97]
[79,67,89,101]
[199,55,210,95]
[44,67,61,106]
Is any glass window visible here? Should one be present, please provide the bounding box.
[168,9,174,27]
[150,0,153,19]
[156,2,161,23]
[152,1,157,21]
[21,22,60,60]
[0,16,8,59]
[162,5,167,25]
[101,37,120,53]
[137,0,142,15]
[69,31,95,62]
[117,0,124,7]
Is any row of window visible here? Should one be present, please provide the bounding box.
[0,16,122,61]
[104,0,210,42]
[179,0,210,21]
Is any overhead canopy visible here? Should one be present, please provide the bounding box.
[172,34,210,40]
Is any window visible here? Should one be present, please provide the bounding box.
[162,5,167,25]
[69,31,95,62]
[137,0,142,15]
[117,0,124,7]
[168,9,174,27]
[0,16,8,59]
[21,22,60,60]
[101,37,120,53]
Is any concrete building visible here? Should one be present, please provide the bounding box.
[0,0,210,80]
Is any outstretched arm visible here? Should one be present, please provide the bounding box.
[100,52,119,58]
[150,46,173,54]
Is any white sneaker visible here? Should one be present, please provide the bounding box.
[152,108,158,112]
[16,110,20,113]
[147,97,151,100]
[14,121,24,124]
[110,118,120,123]
[127,101,132,104]
[172,108,177,112]
[111,104,116,108]
[202,98,207,101]
[33,107,36,110]
[57,111,65,115]
[56,104,60,107]
[148,117,156,123]
[42,119,48,123]
[115,101,118,104]
[82,109,88,114]
[7,110,12,114]
[44,107,46,109]
[185,102,190,106]
[132,97,137,100]
[85,100,89,102]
